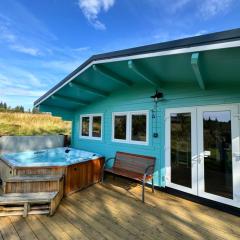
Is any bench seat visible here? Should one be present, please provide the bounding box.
[103,152,156,202]
[105,167,152,181]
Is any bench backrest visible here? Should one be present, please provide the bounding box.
[114,152,155,174]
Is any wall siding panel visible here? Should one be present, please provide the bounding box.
[71,84,240,188]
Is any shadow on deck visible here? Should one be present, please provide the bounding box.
[0,176,239,240]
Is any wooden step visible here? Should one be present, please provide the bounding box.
[0,204,49,211]
[5,174,64,183]
[0,192,57,204]
[31,204,50,210]
[0,192,58,217]
[0,206,24,211]
[3,175,64,194]
[0,209,50,216]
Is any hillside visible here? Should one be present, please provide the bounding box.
[0,112,71,136]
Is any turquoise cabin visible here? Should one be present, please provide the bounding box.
[35,28,240,212]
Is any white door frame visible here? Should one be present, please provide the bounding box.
[165,107,198,195]
[197,104,240,208]
[165,104,240,208]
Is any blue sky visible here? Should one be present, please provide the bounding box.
[0,0,240,110]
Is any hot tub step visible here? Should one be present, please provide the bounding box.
[0,191,61,217]
[0,192,57,203]
[3,174,64,194]
[5,174,64,182]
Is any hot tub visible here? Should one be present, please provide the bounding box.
[0,147,104,195]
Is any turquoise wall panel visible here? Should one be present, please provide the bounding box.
[71,84,240,188]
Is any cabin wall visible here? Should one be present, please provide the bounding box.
[71,84,240,187]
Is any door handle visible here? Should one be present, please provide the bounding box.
[204,151,211,157]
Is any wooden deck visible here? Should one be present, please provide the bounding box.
[0,176,239,240]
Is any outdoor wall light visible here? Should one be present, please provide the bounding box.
[150,90,163,138]
[150,90,163,102]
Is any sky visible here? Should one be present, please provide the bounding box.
[0,0,240,110]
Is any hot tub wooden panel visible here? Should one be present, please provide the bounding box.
[15,166,66,176]
[65,157,104,195]
[0,157,104,196]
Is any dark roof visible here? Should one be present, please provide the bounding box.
[34,28,240,106]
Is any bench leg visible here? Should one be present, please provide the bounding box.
[142,176,146,203]
[152,177,154,193]
[101,170,104,183]
[23,202,29,217]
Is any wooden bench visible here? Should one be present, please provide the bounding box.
[103,152,155,202]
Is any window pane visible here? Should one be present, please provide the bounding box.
[170,113,192,188]
[203,111,233,199]
[92,116,102,138]
[114,115,127,140]
[131,114,147,142]
[81,117,89,136]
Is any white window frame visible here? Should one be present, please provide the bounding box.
[112,110,149,145]
[80,113,103,140]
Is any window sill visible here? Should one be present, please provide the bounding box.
[112,139,148,146]
[80,136,102,141]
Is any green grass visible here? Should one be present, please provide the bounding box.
[0,112,71,136]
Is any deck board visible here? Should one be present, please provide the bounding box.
[25,215,55,240]
[9,216,37,240]
[0,177,239,240]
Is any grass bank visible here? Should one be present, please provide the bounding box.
[0,112,71,136]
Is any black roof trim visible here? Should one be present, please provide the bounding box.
[34,28,240,106]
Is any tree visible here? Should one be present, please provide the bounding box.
[0,102,8,111]
[13,105,25,113]
[32,107,40,114]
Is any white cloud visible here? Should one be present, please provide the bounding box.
[177,30,208,39]
[199,0,234,19]
[41,60,80,73]
[169,0,191,13]
[0,73,8,82]
[0,26,16,42]
[23,72,45,88]
[0,17,42,56]
[78,0,115,30]
[153,29,208,42]
[0,63,46,89]
[0,73,45,99]
[0,87,45,97]
[10,44,40,56]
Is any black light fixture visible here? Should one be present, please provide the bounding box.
[151,90,163,139]
[150,90,163,102]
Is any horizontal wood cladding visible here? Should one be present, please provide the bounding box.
[15,167,66,176]
[72,84,240,188]
[4,180,61,194]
